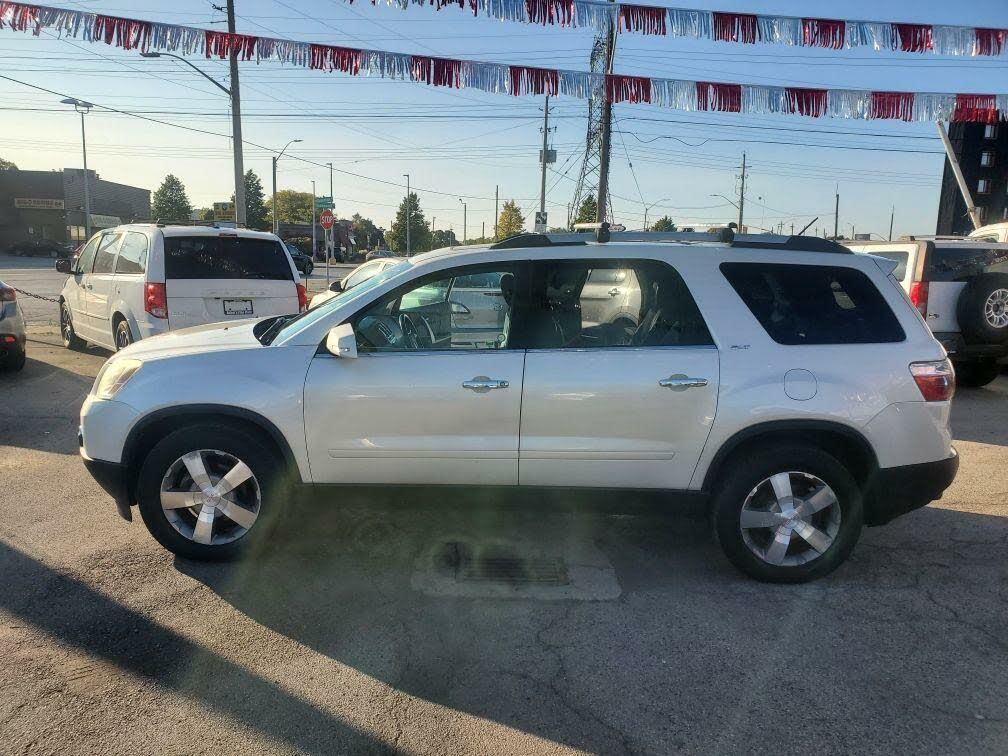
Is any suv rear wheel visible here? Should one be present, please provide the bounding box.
[713,445,863,583]
[137,424,284,561]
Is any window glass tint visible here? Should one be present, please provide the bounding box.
[868,251,909,280]
[92,233,122,275]
[343,262,382,290]
[927,246,1008,282]
[115,232,148,274]
[75,235,100,273]
[520,260,712,349]
[720,263,905,345]
[164,236,293,280]
[355,265,519,351]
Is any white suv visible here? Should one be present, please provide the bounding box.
[78,231,958,583]
[56,224,307,352]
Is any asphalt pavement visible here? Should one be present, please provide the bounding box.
[1,266,1007,753]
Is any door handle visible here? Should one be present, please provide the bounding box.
[85,283,93,290]
[462,376,509,393]
[658,374,708,391]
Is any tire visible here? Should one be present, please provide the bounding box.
[114,318,133,351]
[137,423,286,561]
[954,360,1000,388]
[305,262,314,276]
[712,444,864,583]
[60,302,86,351]
[2,346,25,372]
[956,273,1008,345]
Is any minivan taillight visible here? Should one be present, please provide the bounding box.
[910,359,955,402]
[296,282,308,313]
[145,282,168,319]
[909,281,929,318]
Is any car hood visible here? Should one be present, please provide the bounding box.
[116,318,261,361]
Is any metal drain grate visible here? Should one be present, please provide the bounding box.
[440,542,570,585]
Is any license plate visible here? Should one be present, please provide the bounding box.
[223,299,253,316]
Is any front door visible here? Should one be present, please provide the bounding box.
[65,234,100,341]
[517,258,720,490]
[303,262,527,485]
[86,231,123,348]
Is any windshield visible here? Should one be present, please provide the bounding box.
[268,259,407,343]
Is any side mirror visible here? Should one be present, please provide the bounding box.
[329,280,343,293]
[55,258,73,274]
[325,322,358,358]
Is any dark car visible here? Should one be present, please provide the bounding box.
[283,241,314,277]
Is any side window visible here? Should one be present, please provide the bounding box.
[720,262,905,345]
[353,264,521,352]
[75,235,101,274]
[343,262,380,290]
[92,233,122,275]
[927,246,1008,281]
[519,259,712,349]
[115,232,148,275]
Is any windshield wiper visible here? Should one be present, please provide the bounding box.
[256,313,300,345]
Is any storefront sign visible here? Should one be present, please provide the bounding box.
[14,197,64,210]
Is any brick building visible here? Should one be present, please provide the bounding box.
[936,122,1008,235]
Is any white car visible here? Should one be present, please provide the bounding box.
[308,257,402,309]
[56,225,307,352]
[969,222,1008,243]
[846,238,1008,387]
[79,230,958,583]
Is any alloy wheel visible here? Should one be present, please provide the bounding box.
[739,471,841,567]
[160,449,261,546]
[984,288,1008,329]
[115,323,132,349]
[61,305,74,344]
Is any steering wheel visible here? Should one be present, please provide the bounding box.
[399,312,435,349]
[357,314,405,349]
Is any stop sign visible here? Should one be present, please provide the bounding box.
[319,209,334,230]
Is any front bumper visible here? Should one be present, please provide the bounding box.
[80,431,133,521]
[864,449,959,526]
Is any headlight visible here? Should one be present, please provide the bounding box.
[93,359,142,400]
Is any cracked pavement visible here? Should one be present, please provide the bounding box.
[1,326,1007,754]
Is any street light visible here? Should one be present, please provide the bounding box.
[140,51,246,226]
[61,98,93,241]
[272,138,302,233]
[403,174,410,256]
[459,198,467,245]
[642,196,671,231]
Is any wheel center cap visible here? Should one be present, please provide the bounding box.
[195,490,221,508]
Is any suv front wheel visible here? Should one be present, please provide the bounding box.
[713,445,863,583]
[137,424,284,561]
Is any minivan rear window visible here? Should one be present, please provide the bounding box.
[721,262,905,345]
[164,236,293,280]
[927,246,1008,282]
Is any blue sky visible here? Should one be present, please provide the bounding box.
[1,0,1006,237]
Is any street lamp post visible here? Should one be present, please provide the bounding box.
[642,197,671,231]
[459,198,467,245]
[403,174,410,256]
[61,98,92,240]
[272,138,302,234]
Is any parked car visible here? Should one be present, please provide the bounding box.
[7,239,65,257]
[283,241,314,277]
[365,249,395,261]
[0,280,26,371]
[846,238,1008,387]
[78,231,958,583]
[969,222,1008,244]
[308,258,402,309]
[56,225,307,353]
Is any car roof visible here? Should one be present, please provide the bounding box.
[107,223,280,240]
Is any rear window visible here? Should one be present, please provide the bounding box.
[927,246,1008,282]
[721,262,905,345]
[867,250,909,280]
[164,236,293,280]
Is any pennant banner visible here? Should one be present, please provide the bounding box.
[1,2,1006,123]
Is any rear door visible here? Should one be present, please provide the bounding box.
[85,231,124,347]
[162,234,298,329]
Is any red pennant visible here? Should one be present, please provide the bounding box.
[893,23,933,52]
[509,65,559,96]
[309,44,362,74]
[802,18,845,49]
[524,0,574,27]
[411,56,462,87]
[712,12,757,44]
[974,28,1006,56]
[784,87,828,117]
[205,31,257,60]
[0,2,39,32]
[953,94,1000,123]
[870,91,914,121]
[696,82,741,112]
[94,15,152,51]
[619,5,666,36]
[605,74,652,103]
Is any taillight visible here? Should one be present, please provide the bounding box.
[909,280,929,318]
[144,282,168,319]
[910,359,955,402]
[296,282,308,313]
[0,285,15,302]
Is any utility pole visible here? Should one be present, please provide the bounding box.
[737,152,746,230]
[833,187,839,239]
[459,198,467,244]
[226,0,247,226]
[539,96,550,227]
[936,121,981,230]
[595,14,617,223]
[889,206,895,240]
[403,173,410,256]
[494,185,499,240]
[311,180,316,260]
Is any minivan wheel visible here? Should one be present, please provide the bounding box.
[114,319,133,350]
[137,424,283,561]
[60,302,85,350]
[713,445,863,583]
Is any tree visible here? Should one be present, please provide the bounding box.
[432,228,458,248]
[232,170,268,230]
[652,215,676,232]
[350,213,383,250]
[0,157,16,171]
[192,207,214,221]
[264,190,314,225]
[495,200,525,239]
[151,174,192,222]
[573,195,597,227]
[387,192,432,255]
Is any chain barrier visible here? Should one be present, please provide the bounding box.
[11,287,60,304]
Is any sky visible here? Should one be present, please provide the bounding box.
[1,0,1007,239]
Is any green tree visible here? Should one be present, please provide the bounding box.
[495,200,525,239]
[0,157,16,170]
[151,174,192,222]
[387,193,431,255]
[350,213,383,250]
[232,170,268,230]
[432,228,458,248]
[652,215,676,232]
[573,195,597,227]
[264,190,314,224]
